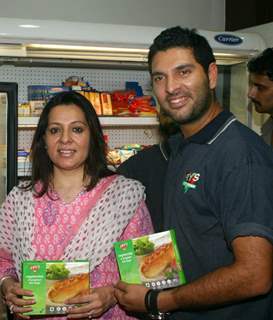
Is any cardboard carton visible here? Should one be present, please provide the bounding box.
[22,260,89,315]
[114,230,186,290]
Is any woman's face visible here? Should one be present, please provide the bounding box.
[44,104,90,173]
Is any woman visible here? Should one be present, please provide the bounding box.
[0,91,153,319]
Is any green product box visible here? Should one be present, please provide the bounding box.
[114,230,186,290]
[22,260,90,315]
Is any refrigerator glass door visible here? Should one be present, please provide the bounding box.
[0,82,17,204]
[0,92,7,204]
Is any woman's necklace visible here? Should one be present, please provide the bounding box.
[57,187,87,205]
[50,178,88,204]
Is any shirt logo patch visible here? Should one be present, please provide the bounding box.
[182,172,200,193]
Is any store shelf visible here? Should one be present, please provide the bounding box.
[18,116,159,128]
[18,160,117,177]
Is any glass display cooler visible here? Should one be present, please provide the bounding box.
[0,82,17,204]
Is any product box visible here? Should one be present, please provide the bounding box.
[18,103,31,116]
[29,100,45,116]
[27,85,69,101]
[90,92,102,115]
[100,92,113,115]
[114,230,186,290]
[22,260,90,315]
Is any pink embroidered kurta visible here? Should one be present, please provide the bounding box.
[0,175,154,320]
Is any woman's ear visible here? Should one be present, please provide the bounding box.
[208,62,218,90]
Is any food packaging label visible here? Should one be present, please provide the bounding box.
[114,230,186,290]
[22,260,90,315]
[101,92,113,115]
[27,85,69,101]
[29,100,45,116]
[89,92,102,115]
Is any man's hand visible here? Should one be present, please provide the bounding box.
[114,281,149,312]
[66,286,116,319]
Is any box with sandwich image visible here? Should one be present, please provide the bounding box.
[114,230,186,289]
[22,260,90,315]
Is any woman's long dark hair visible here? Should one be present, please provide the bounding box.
[23,91,113,197]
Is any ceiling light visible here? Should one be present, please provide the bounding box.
[19,24,40,28]
[28,43,148,53]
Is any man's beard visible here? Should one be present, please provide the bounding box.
[251,99,262,112]
[164,83,212,125]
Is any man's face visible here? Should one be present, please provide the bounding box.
[150,47,216,125]
[248,73,273,115]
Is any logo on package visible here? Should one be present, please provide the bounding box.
[182,172,200,193]
[30,265,40,273]
[119,243,128,250]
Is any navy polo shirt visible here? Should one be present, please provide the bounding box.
[164,110,273,320]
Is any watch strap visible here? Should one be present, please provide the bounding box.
[145,289,161,315]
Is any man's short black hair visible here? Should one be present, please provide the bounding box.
[247,48,273,81]
[148,26,216,74]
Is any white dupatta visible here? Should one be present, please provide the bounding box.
[0,175,145,278]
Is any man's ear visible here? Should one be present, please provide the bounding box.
[208,63,218,90]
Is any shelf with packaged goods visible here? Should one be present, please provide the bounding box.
[18,116,159,128]
[17,161,117,177]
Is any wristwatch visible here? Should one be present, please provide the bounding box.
[144,289,169,319]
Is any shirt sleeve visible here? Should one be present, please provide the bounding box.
[220,163,273,246]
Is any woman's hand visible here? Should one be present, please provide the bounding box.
[2,277,35,319]
[114,281,149,313]
[66,286,117,319]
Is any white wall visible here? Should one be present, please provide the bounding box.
[0,0,225,30]
[239,22,273,47]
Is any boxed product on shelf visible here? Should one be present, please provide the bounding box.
[27,85,69,101]
[114,230,186,290]
[22,260,90,315]
[29,100,46,116]
[18,103,31,116]
[78,91,102,115]
[90,92,102,115]
[100,92,113,115]
[17,149,31,176]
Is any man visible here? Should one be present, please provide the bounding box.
[247,47,273,145]
[117,111,180,232]
[115,26,273,320]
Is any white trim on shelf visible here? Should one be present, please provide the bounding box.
[18,116,159,128]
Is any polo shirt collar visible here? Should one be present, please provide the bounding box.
[188,110,235,144]
[169,110,236,152]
